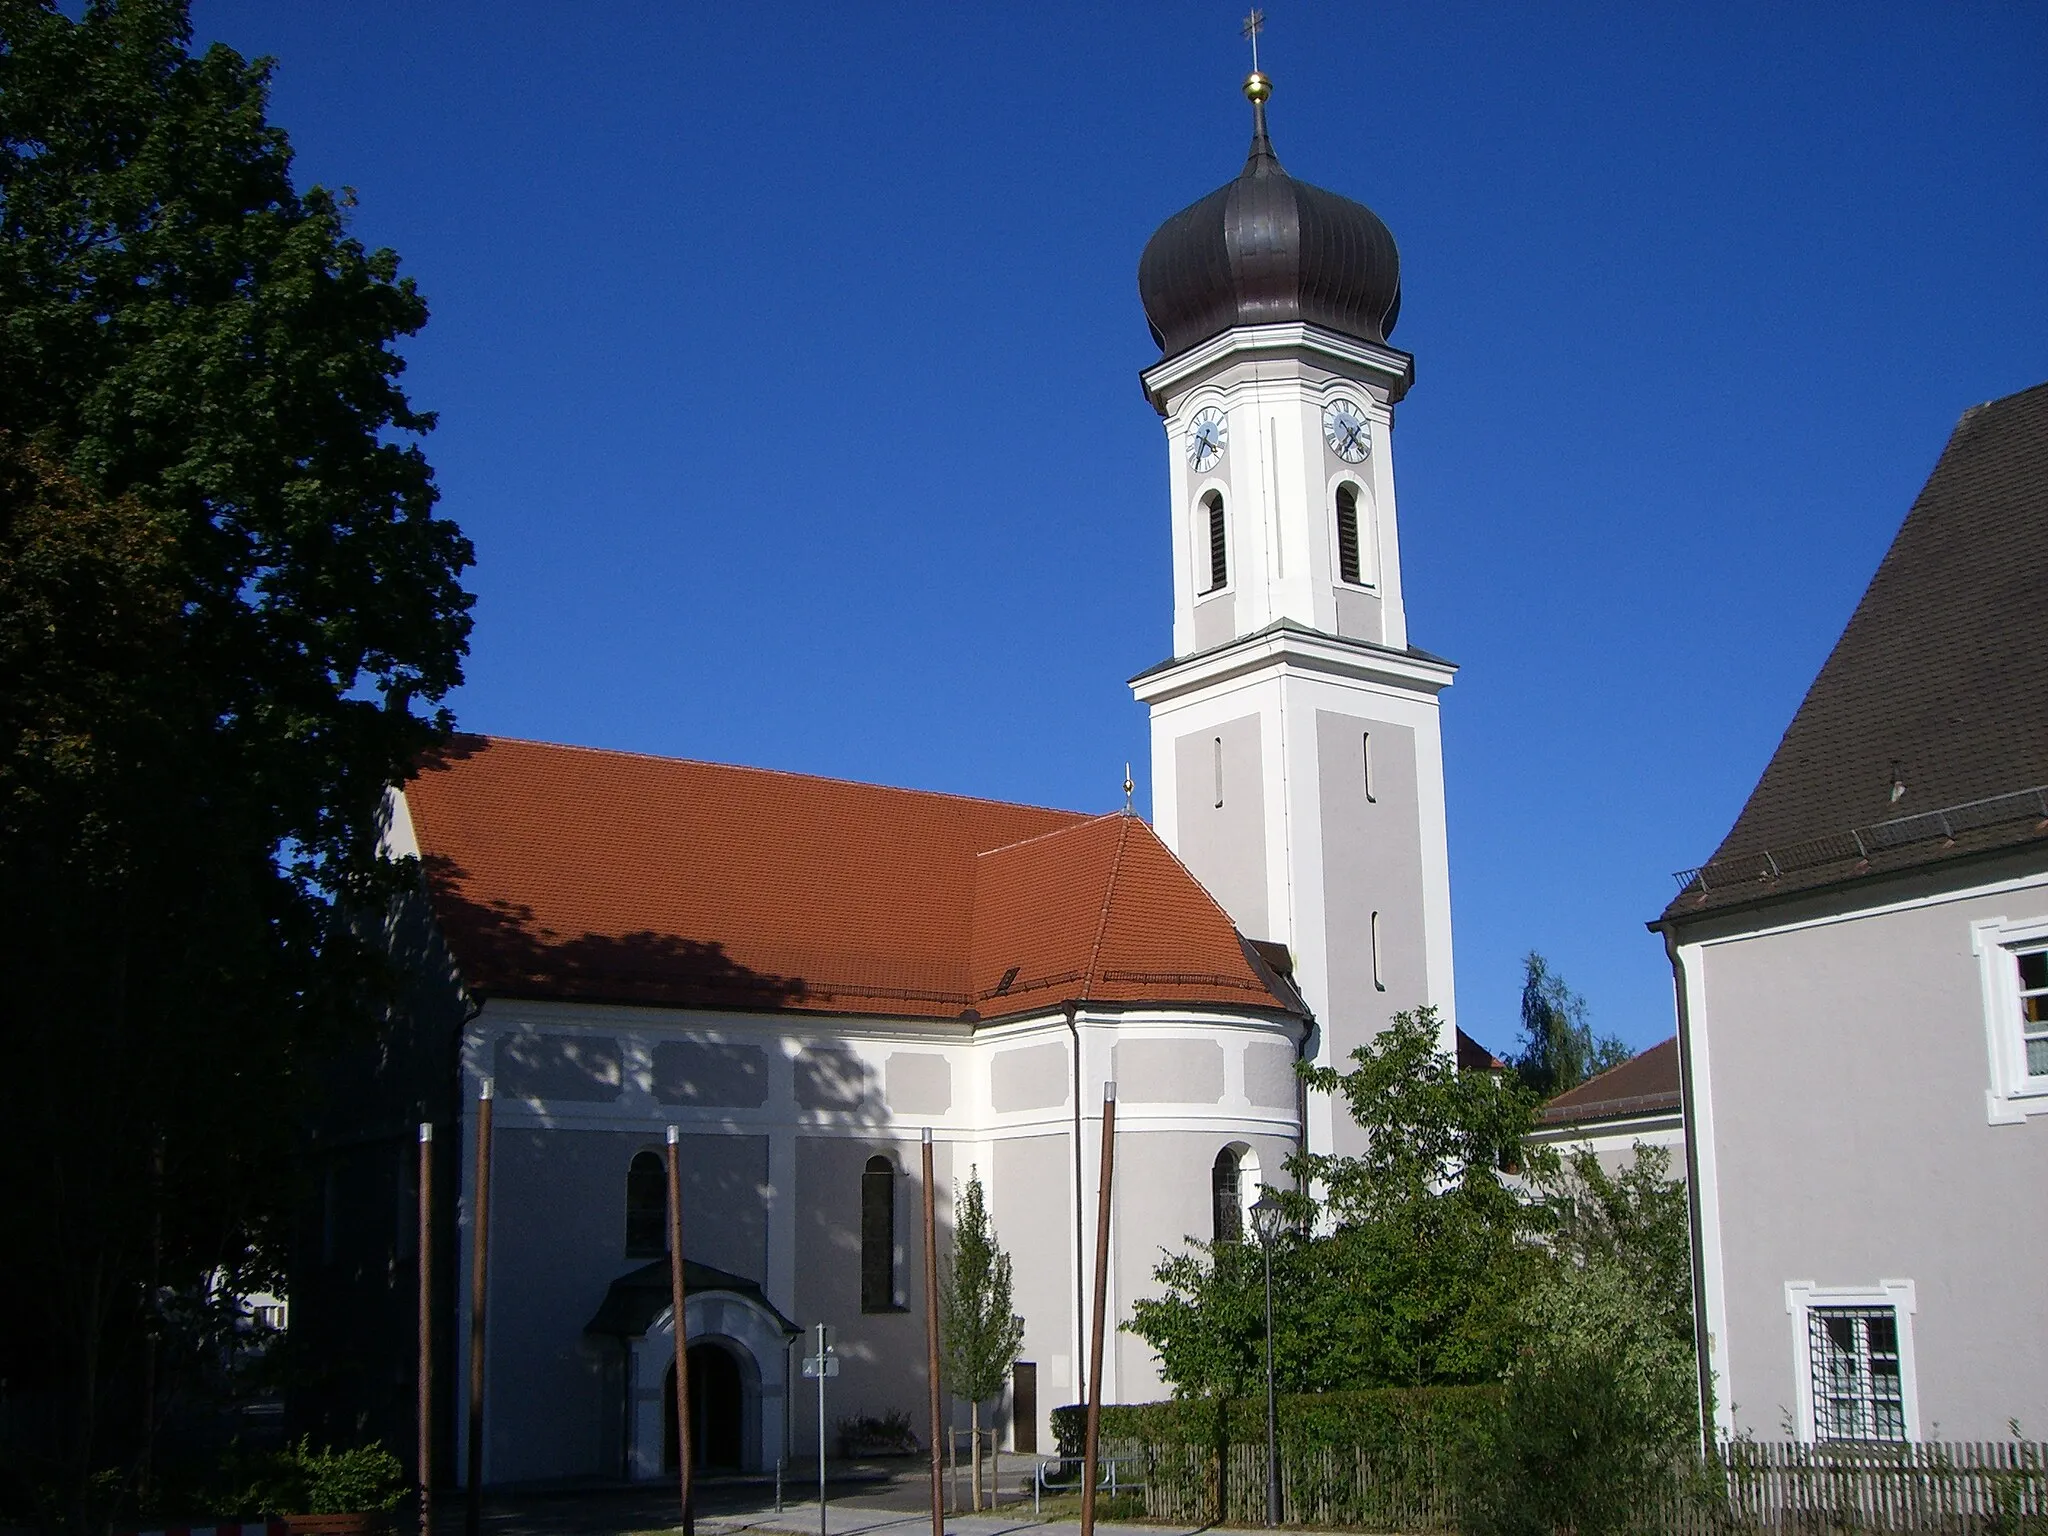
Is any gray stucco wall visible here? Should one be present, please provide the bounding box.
[993,1042,1069,1112]
[1194,592,1236,651]
[1176,714,1269,940]
[1111,1128,1297,1403]
[992,1134,1073,1447]
[485,1129,768,1482]
[1115,1039,1225,1104]
[1696,878,2048,1440]
[1315,711,1427,1160]
[792,1134,948,1453]
[1334,587,1383,643]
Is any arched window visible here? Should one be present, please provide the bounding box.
[626,1150,666,1258]
[861,1155,898,1312]
[1211,1146,1242,1244]
[1201,492,1228,593]
[1335,483,1365,586]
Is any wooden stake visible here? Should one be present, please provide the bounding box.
[417,1122,434,1536]
[464,1081,494,1536]
[667,1126,696,1536]
[1079,1083,1117,1536]
[922,1128,944,1536]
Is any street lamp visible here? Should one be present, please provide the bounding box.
[1248,1190,1285,1528]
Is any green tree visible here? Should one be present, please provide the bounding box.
[1522,1144,1699,1445]
[1512,952,1630,1098]
[940,1168,1025,1510]
[1463,1146,1701,1536]
[0,3,472,1524]
[1129,1009,1555,1397]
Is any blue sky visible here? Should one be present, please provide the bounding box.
[189,1,2047,1060]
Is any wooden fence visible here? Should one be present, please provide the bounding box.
[1115,1437,2047,1534]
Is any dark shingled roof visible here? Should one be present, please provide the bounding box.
[1536,1037,1681,1127]
[1662,381,2048,921]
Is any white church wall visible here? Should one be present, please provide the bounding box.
[453,998,1305,1481]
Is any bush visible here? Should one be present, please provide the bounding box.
[1458,1353,1680,1536]
[1051,1384,1501,1458]
[216,1439,408,1516]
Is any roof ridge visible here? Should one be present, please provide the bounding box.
[974,809,1127,861]
[1080,814,1135,999]
[441,733,1092,821]
[1120,814,1269,953]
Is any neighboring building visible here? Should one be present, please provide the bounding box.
[1653,381,2048,1446]
[295,70,1466,1487]
[1530,1037,1685,1176]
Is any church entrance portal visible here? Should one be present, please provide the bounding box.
[663,1342,745,1471]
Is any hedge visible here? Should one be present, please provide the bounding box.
[1050,1384,1502,1460]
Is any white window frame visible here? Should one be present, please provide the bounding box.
[1192,485,1233,599]
[1970,914,2048,1124]
[1325,470,1378,591]
[1785,1279,1919,1443]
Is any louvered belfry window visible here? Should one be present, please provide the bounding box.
[1336,484,1363,585]
[861,1155,897,1311]
[1204,493,1228,592]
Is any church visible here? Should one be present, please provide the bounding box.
[296,66,1465,1486]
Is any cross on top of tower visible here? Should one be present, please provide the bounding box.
[1241,8,1264,72]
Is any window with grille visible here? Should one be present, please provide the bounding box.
[2018,946,2048,1078]
[861,1155,899,1311]
[1203,493,1227,593]
[1211,1146,1242,1243]
[626,1150,666,1258]
[1809,1306,1906,1442]
[1336,484,1363,585]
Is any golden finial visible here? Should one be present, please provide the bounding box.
[1241,10,1271,103]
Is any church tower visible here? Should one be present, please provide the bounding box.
[1129,69,1458,1161]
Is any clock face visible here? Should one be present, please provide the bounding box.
[1323,398,1371,463]
[1185,406,1228,472]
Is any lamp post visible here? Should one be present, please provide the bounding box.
[1248,1190,1285,1528]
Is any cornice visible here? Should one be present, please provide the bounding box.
[1130,621,1457,706]
[1139,322,1416,415]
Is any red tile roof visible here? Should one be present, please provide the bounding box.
[1535,1036,1682,1126]
[403,735,1301,1024]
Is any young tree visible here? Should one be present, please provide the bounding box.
[940,1168,1025,1510]
[1512,952,1630,1098]
[0,3,472,1523]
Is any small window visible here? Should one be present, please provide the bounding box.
[1370,911,1386,992]
[1213,737,1224,809]
[1361,731,1375,804]
[1970,918,2048,1121]
[861,1155,899,1312]
[1335,484,1363,585]
[1210,1147,1242,1244]
[1202,493,1227,593]
[626,1151,667,1257]
[1809,1306,1907,1442]
[2018,946,2048,1078]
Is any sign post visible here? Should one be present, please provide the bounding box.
[801,1323,839,1536]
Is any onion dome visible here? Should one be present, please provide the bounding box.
[1139,73,1402,357]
